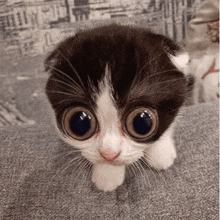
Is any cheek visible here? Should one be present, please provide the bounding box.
[118,139,146,161]
[60,133,98,150]
[118,122,126,136]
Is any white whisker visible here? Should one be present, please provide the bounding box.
[143,155,168,187]
[72,158,90,181]
[56,155,84,175]
[139,157,159,185]
[46,64,84,92]
[136,53,164,78]
[146,77,186,87]
[128,163,142,190]
[52,150,81,162]
[51,98,75,107]
[146,68,183,80]
[45,90,78,98]
[124,53,164,103]
[58,50,86,90]
[47,78,85,95]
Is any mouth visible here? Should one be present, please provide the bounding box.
[94,157,140,166]
[96,160,127,166]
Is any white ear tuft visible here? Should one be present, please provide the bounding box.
[170,52,189,73]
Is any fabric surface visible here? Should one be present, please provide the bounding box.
[0,101,219,220]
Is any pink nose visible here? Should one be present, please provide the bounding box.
[99,149,121,161]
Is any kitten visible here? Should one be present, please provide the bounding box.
[45,24,188,192]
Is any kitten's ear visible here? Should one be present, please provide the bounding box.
[152,34,189,72]
[44,35,78,72]
[158,35,190,72]
[169,52,190,72]
[44,49,60,72]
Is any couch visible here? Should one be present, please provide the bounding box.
[0,100,218,220]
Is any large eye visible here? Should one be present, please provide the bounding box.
[124,107,158,141]
[62,107,97,140]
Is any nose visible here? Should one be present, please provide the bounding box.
[99,148,121,162]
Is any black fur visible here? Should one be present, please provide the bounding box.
[45,24,186,142]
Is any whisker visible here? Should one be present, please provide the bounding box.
[128,163,142,190]
[126,90,188,105]
[142,155,168,187]
[46,85,82,99]
[51,155,83,181]
[139,157,158,184]
[124,53,164,103]
[51,98,76,107]
[83,160,93,179]
[74,160,93,191]
[135,160,151,188]
[141,77,186,89]
[146,91,186,97]
[72,158,90,182]
[80,160,92,185]
[55,155,83,176]
[52,150,81,162]
[58,50,86,90]
[145,69,183,81]
[84,163,93,191]
[136,52,164,77]
[45,64,84,92]
[127,163,136,177]
[67,157,86,177]
[69,161,91,191]
[47,78,85,95]
[45,90,78,98]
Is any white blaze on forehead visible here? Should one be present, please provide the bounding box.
[95,64,122,152]
[96,64,118,126]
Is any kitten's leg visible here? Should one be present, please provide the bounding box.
[91,163,126,192]
[145,126,176,170]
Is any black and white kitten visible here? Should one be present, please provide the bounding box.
[45,24,188,192]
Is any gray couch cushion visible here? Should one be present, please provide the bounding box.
[0,101,219,220]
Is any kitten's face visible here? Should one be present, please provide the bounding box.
[45,25,187,167]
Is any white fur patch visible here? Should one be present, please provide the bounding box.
[96,64,119,134]
[92,163,125,192]
[145,123,176,170]
[170,52,189,73]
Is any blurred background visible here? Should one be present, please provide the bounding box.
[0,0,204,126]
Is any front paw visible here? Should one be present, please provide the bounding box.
[145,128,177,170]
[146,146,176,170]
[91,164,125,192]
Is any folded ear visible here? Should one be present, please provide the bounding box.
[169,52,190,72]
[44,49,60,72]
[154,33,190,72]
[44,34,78,73]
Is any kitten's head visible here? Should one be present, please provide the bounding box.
[45,24,187,166]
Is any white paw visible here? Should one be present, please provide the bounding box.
[91,164,125,192]
[146,146,176,170]
[145,126,177,170]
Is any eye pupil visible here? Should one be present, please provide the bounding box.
[69,111,91,136]
[133,112,152,135]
